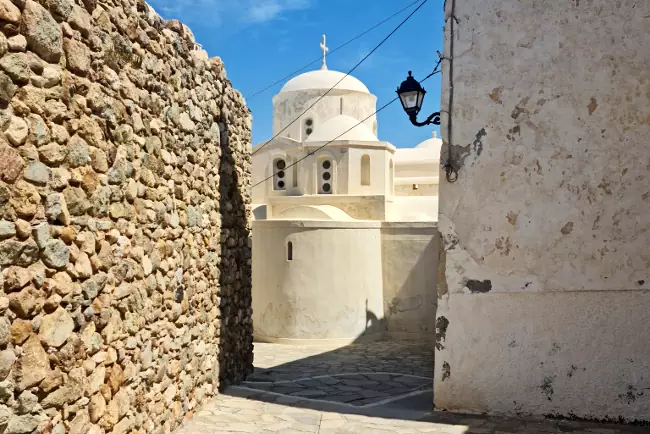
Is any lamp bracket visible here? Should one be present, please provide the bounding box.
[409,111,441,127]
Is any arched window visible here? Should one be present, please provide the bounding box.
[292,158,298,188]
[360,154,371,186]
[318,158,333,194]
[273,158,286,191]
[287,242,293,261]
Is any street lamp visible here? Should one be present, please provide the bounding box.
[396,70,458,182]
[396,71,440,127]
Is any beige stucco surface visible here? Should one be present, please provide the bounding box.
[435,0,650,421]
[267,195,389,220]
[381,224,439,342]
[388,196,439,222]
[273,89,378,140]
[434,292,650,421]
[252,220,385,344]
[438,0,649,294]
[252,142,397,199]
[252,221,439,344]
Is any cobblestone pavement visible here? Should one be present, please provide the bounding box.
[176,391,650,434]
[250,341,433,380]
[244,342,433,406]
[176,342,650,433]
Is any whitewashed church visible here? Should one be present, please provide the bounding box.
[251,36,441,345]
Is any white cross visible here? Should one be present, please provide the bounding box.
[320,34,328,70]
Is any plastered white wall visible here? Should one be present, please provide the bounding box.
[439,0,649,293]
[381,224,439,341]
[346,147,391,195]
[388,197,439,222]
[252,220,440,344]
[252,143,396,198]
[434,292,650,421]
[252,220,384,344]
[273,90,377,140]
[435,0,650,421]
[267,195,389,220]
[395,184,439,197]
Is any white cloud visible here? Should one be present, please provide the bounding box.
[339,44,410,75]
[248,0,312,22]
[149,0,313,26]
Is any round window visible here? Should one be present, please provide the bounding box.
[278,180,285,189]
[322,172,331,181]
[306,128,313,136]
[276,160,286,170]
[305,118,313,127]
[322,183,331,193]
[277,170,285,178]
[322,160,331,170]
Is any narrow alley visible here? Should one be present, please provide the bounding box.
[176,342,649,433]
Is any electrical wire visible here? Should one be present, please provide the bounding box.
[249,0,426,100]
[419,53,457,183]
[443,0,459,183]
[251,0,430,157]
[252,66,442,190]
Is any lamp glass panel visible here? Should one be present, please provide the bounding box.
[400,91,420,110]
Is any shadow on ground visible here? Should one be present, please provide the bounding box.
[214,338,650,433]
[238,340,433,408]
[222,338,457,428]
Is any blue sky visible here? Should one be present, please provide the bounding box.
[147,0,444,148]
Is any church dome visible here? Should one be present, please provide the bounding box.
[305,115,378,143]
[279,69,370,95]
[416,131,443,152]
[394,131,442,165]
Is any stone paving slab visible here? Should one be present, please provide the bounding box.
[243,342,433,407]
[250,341,434,381]
[175,392,650,434]
[174,341,650,433]
[243,372,431,407]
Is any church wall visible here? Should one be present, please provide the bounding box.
[435,0,650,421]
[252,145,304,201]
[273,91,377,140]
[252,220,384,344]
[252,220,441,344]
[394,184,439,197]
[381,223,439,342]
[395,162,440,179]
[251,147,282,202]
[346,147,390,196]
[306,148,343,195]
[388,197,439,222]
[0,1,253,431]
[268,195,388,220]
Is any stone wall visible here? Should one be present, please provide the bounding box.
[434,0,649,422]
[0,0,253,432]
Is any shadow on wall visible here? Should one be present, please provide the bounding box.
[217,115,254,389]
[364,298,387,336]
[380,225,440,341]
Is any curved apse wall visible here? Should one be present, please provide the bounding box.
[252,220,384,344]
